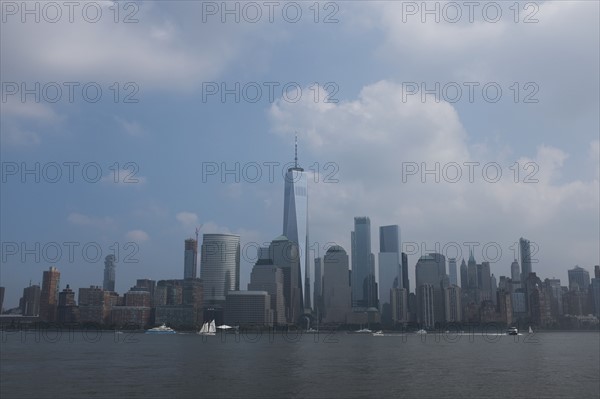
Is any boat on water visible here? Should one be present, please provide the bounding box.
[528,326,534,334]
[372,330,384,336]
[415,329,427,335]
[145,324,176,334]
[507,326,519,335]
[353,328,373,334]
[197,320,216,336]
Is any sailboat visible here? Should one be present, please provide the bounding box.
[528,326,533,334]
[197,320,216,336]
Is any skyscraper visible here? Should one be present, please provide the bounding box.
[314,257,323,317]
[103,254,116,292]
[200,234,240,306]
[378,225,401,322]
[519,237,532,282]
[282,136,310,310]
[401,252,409,293]
[351,217,377,309]
[568,266,590,292]
[40,266,60,322]
[415,253,446,326]
[460,259,468,289]
[448,258,457,286]
[184,238,198,279]
[267,236,303,324]
[322,246,352,324]
[21,285,40,316]
[511,259,521,289]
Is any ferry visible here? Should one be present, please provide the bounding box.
[145,324,176,334]
[415,329,427,335]
[507,326,519,335]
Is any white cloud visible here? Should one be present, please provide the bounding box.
[176,212,199,229]
[125,229,150,243]
[101,168,147,186]
[67,212,116,229]
[115,117,144,137]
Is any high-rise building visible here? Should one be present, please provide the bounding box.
[322,245,352,324]
[224,291,273,326]
[40,266,60,322]
[248,261,286,325]
[568,266,590,293]
[415,253,446,326]
[519,238,532,282]
[478,262,492,302]
[391,287,409,324]
[378,225,401,323]
[444,285,462,322]
[57,285,79,323]
[460,259,468,289]
[490,274,497,305]
[401,252,409,293]
[510,260,520,284]
[417,284,435,328]
[79,286,114,324]
[314,257,323,318]
[467,250,477,290]
[545,278,563,318]
[103,254,116,292]
[448,258,457,286]
[351,217,377,309]
[184,238,198,279]
[591,266,600,317]
[282,136,310,310]
[200,234,240,306]
[21,285,41,316]
[0,286,4,312]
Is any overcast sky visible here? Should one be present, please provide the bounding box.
[1,1,598,308]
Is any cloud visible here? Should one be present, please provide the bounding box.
[176,212,199,229]
[125,229,150,243]
[268,80,599,284]
[115,117,145,137]
[67,212,116,229]
[101,168,147,186]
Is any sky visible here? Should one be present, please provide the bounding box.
[1,0,599,309]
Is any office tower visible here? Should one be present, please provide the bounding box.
[490,274,497,305]
[545,278,563,318]
[460,259,468,289]
[248,260,286,325]
[200,233,240,306]
[448,258,457,286]
[444,285,462,322]
[351,217,377,309]
[40,266,60,322]
[57,285,79,323]
[135,279,156,306]
[417,284,435,328]
[224,291,273,326]
[415,253,446,326]
[314,257,323,318]
[525,272,552,326]
[0,287,4,312]
[391,287,409,324]
[21,285,41,316]
[478,262,492,302]
[467,250,477,289]
[322,246,352,324]
[591,267,600,317]
[497,290,513,325]
[184,238,198,279]
[510,259,521,290]
[79,286,113,324]
[402,252,409,292]
[282,136,310,310]
[378,225,401,323]
[262,236,303,324]
[568,266,590,293]
[103,254,116,292]
[519,237,532,282]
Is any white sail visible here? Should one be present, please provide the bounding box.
[209,320,216,333]
[198,322,209,334]
[528,326,533,334]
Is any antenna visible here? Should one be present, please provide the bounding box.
[294,132,298,168]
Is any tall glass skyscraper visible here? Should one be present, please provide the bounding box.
[103,254,116,292]
[448,258,457,286]
[378,225,401,320]
[282,137,310,310]
[200,233,240,305]
[184,238,198,279]
[519,237,532,282]
[351,216,377,309]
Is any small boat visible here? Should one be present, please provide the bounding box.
[354,328,373,334]
[197,320,216,336]
[145,323,176,334]
[372,330,384,336]
[507,326,519,335]
[528,326,533,334]
[415,329,427,335]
